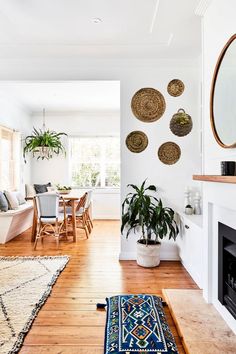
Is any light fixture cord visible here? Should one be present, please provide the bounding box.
[43,108,46,131]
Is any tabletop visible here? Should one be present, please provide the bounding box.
[58,189,88,200]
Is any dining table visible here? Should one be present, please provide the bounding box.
[30,190,87,243]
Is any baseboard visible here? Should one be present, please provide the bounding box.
[93,215,120,220]
[119,251,180,261]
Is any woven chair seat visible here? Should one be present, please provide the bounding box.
[65,206,84,216]
[40,213,65,224]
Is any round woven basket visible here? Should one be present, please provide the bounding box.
[167,79,185,97]
[158,142,181,165]
[126,131,148,153]
[170,108,192,137]
[131,88,166,122]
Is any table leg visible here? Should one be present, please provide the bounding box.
[71,199,77,242]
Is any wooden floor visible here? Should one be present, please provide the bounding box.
[0,220,198,354]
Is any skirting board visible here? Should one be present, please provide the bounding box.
[119,251,180,261]
[93,215,120,219]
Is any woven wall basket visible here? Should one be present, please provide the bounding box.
[158,142,181,165]
[131,88,166,122]
[170,108,192,137]
[126,131,148,153]
[167,79,185,97]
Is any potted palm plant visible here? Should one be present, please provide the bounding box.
[121,180,179,267]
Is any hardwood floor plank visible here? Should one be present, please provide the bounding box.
[0,220,197,353]
[20,346,104,354]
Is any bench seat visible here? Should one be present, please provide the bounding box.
[0,201,34,244]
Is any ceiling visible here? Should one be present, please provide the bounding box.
[0,0,202,59]
[0,81,120,113]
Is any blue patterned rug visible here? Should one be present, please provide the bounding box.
[104,294,178,353]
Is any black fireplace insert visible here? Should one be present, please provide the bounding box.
[218,222,236,319]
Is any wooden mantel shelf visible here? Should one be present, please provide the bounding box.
[193,175,236,184]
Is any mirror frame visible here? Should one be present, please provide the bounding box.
[210,33,236,148]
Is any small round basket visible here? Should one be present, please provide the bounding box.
[170,108,192,137]
[158,142,181,165]
[57,190,70,195]
[126,131,148,153]
[131,88,166,122]
[167,79,185,97]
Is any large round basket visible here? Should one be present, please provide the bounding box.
[170,108,193,137]
[131,88,166,122]
[126,131,148,153]
[167,79,185,97]
[158,142,181,165]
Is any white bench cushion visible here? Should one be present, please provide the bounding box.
[0,201,34,243]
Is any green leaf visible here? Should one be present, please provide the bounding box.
[121,179,179,243]
[23,127,67,162]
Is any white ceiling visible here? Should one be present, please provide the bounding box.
[0,0,202,59]
[0,81,120,113]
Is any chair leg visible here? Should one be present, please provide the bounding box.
[82,215,89,239]
[85,210,92,232]
[86,214,92,233]
[55,221,60,249]
[65,218,68,239]
[34,237,39,250]
[56,235,60,249]
[87,210,93,228]
[34,223,42,250]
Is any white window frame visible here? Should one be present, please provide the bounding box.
[69,136,120,189]
[0,126,20,191]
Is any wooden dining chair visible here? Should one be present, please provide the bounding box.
[84,190,93,232]
[33,193,68,250]
[66,192,90,238]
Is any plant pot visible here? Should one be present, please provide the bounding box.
[136,241,161,268]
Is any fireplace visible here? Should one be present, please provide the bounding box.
[218,222,236,319]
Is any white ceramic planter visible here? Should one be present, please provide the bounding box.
[136,241,161,268]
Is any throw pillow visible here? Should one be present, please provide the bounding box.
[34,183,51,194]
[15,191,26,205]
[4,191,19,210]
[25,184,36,198]
[0,191,8,212]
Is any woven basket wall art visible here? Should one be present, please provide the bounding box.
[158,142,181,165]
[131,88,166,122]
[126,131,148,153]
[167,79,185,97]
[170,108,193,137]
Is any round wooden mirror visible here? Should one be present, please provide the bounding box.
[210,34,236,148]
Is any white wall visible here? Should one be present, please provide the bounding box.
[203,0,236,173]
[0,92,32,192]
[0,58,201,258]
[120,64,201,260]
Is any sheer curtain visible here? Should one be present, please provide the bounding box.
[0,126,20,191]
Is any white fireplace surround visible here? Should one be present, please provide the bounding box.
[203,181,236,334]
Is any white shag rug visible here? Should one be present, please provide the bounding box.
[0,256,69,354]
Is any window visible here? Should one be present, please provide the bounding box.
[70,137,120,188]
[0,126,20,191]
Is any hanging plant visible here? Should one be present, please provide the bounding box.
[23,109,67,162]
[23,127,67,161]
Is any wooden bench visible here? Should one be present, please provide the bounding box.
[0,201,34,244]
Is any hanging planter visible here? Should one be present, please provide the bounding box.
[170,108,193,137]
[23,109,67,161]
